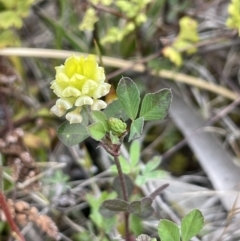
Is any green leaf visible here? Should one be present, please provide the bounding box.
[0,30,20,48]
[158,220,180,241]
[119,156,131,174]
[130,215,143,236]
[128,117,144,142]
[92,111,109,131]
[116,77,140,120]
[135,175,148,186]
[86,191,117,211]
[149,184,169,200]
[88,122,106,141]
[144,156,161,173]
[38,11,88,51]
[109,131,121,144]
[57,121,89,146]
[141,196,153,209]
[113,175,134,199]
[181,209,204,241]
[128,197,154,218]
[100,199,129,211]
[128,201,141,214]
[139,206,154,218]
[0,11,23,29]
[139,89,172,121]
[143,170,167,179]
[104,99,129,121]
[81,108,90,125]
[130,140,141,167]
[99,205,118,218]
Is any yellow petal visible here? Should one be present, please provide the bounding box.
[83,56,98,80]
[76,56,85,74]
[66,108,83,124]
[56,72,69,83]
[93,83,111,99]
[56,98,74,109]
[50,82,65,97]
[62,86,82,97]
[50,105,66,117]
[96,67,105,83]
[68,74,85,90]
[75,73,85,80]
[75,96,94,106]
[91,99,107,110]
[55,65,64,74]
[64,55,79,77]
[82,80,98,94]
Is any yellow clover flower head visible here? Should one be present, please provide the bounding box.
[50,55,111,124]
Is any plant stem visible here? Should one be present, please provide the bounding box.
[0,191,25,241]
[0,154,3,192]
[114,156,128,202]
[114,156,130,241]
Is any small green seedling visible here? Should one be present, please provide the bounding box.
[158,209,204,241]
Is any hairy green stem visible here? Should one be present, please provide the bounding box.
[114,156,130,240]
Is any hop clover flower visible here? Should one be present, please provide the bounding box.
[50,55,111,124]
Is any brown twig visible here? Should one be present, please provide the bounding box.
[0,48,237,101]
[0,191,25,241]
[106,50,162,80]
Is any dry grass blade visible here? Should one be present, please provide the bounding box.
[0,48,238,100]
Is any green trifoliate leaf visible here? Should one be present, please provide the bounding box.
[143,170,168,179]
[92,110,109,131]
[127,199,154,218]
[181,209,204,241]
[99,205,117,218]
[135,175,148,186]
[144,156,161,173]
[141,196,153,209]
[108,117,127,136]
[158,220,180,241]
[100,199,129,212]
[88,122,107,141]
[81,107,90,125]
[128,117,144,142]
[104,99,129,121]
[116,77,140,120]
[57,121,89,146]
[140,89,172,121]
[130,140,141,167]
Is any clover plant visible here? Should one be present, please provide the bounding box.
[50,54,204,241]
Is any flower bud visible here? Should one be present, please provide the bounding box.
[108,118,127,136]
